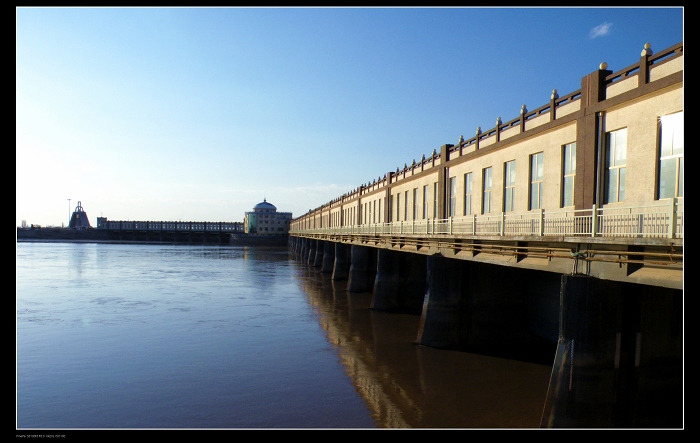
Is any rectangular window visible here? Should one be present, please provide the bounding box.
[387,195,392,222]
[395,194,400,222]
[530,152,544,210]
[404,190,408,221]
[434,182,439,218]
[504,161,516,212]
[658,112,684,199]
[373,200,376,223]
[423,185,429,219]
[448,176,456,217]
[605,128,627,203]
[482,167,492,214]
[562,143,576,207]
[463,173,472,215]
[413,188,418,220]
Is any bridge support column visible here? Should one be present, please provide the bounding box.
[307,239,317,265]
[295,238,301,259]
[462,262,534,355]
[347,245,375,293]
[321,241,335,273]
[300,238,309,262]
[371,249,400,310]
[399,253,427,314]
[332,242,351,282]
[541,275,682,428]
[416,254,463,348]
[313,240,324,268]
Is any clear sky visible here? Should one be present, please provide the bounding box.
[16,7,684,228]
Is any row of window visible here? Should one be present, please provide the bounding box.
[403,111,682,220]
[436,142,575,219]
[300,112,682,227]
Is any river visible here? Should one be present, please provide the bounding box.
[16,242,553,429]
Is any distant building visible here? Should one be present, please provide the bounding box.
[244,199,292,235]
[69,201,91,230]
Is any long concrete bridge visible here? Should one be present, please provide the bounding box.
[287,42,684,428]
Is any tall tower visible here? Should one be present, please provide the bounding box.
[68,201,92,230]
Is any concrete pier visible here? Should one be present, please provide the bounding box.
[332,242,351,282]
[416,254,464,349]
[313,240,324,268]
[347,245,376,293]
[540,275,682,428]
[321,240,335,274]
[307,239,317,266]
[398,253,427,314]
[371,250,426,313]
[371,249,401,310]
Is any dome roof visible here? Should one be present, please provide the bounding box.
[253,199,276,211]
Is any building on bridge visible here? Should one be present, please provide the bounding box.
[244,199,292,235]
[291,42,684,277]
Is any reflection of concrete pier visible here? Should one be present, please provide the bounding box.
[296,264,552,428]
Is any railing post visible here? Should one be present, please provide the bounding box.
[639,43,651,86]
[426,218,429,234]
[550,89,558,122]
[449,216,453,235]
[412,220,415,235]
[472,214,476,235]
[500,212,505,236]
[539,208,544,236]
[669,197,677,239]
[591,204,598,237]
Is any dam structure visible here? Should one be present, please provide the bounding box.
[288,42,683,428]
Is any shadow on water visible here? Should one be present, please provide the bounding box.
[292,259,554,429]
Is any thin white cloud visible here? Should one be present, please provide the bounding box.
[590,22,613,38]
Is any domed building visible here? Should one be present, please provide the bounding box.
[244,199,292,235]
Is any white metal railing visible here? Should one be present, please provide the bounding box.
[290,199,683,240]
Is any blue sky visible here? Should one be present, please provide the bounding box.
[16,7,684,227]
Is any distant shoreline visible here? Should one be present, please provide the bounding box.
[16,227,289,247]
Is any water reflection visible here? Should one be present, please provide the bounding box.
[294,260,553,428]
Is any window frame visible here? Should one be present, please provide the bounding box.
[463,172,472,216]
[529,152,544,210]
[448,176,457,217]
[657,112,684,199]
[604,128,627,204]
[504,161,516,213]
[482,167,492,214]
[561,143,576,208]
